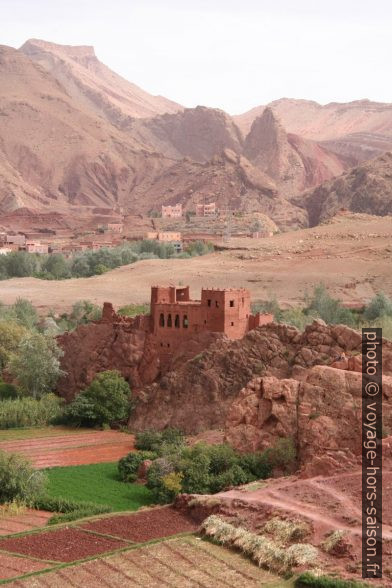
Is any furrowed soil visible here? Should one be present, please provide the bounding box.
[0,214,391,313]
[0,509,52,536]
[3,537,286,587]
[0,430,134,468]
[80,506,198,542]
[0,527,127,562]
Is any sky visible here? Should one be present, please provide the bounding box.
[2,0,392,114]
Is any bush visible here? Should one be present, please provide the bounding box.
[0,381,19,400]
[65,370,131,427]
[364,292,392,320]
[0,451,47,505]
[239,452,272,480]
[135,430,165,451]
[295,572,370,587]
[0,394,64,429]
[264,437,297,470]
[306,284,356,326]
[134,428,184,452]
[118,450,157,482]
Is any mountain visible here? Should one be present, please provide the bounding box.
[235,98,392,164]
[2,39,392,231]
[131,106,244,161]
[0,44,308,229]
[20,39,182,124]
[243,107,346,197]
[303,151,392,226]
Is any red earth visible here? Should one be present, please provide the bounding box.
[0,431,135,468]
[0,509,52,536]
[0,527,128,562]
[80,506,198,542]
[0,553,49,580]
[0,507,197,572]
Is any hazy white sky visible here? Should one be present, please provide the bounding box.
[2,0,392,113]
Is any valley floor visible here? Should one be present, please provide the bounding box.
[0,214,390,313]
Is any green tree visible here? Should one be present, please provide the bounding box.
[0,320,29,370]
[9,333,65,398]
[41,254,70,279]
[65,370,131,426]
[12,298,39,330]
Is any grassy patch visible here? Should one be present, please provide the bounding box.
[0,426,88,441]
[46,462,154,511]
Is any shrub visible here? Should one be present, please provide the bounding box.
[239,452,272,480]
[118,450,157,482]
[65,370,131,426]
[134,428,184,452]
[265,437,297,470]
[364,292,392,320]
[0,451,47,505]
[295,572,370,587]
[306,284,356,326]
[0,394,64,429]
[0,381,19,400]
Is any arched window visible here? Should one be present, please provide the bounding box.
[175,314,180,328]
[159,313,164,327]
[183,315,188,328]
[167,314,172,327]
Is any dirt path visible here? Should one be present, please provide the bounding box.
[220,469,392,541]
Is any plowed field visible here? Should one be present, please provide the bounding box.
[4,537,282,587]
[0,430,134,468]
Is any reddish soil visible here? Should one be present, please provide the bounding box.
[80,507,198,542]
[0,431,134,468]
[0,509,52,535]
[0,528,127,562]
[212,465,392,586]
[0,553,48,580]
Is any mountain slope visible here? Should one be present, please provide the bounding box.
[236,98,392,164]
[20,39,183,125]
[303,151,392,226]
[243,108,346,197]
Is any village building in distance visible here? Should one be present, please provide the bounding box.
[146,231,183,252]
[161,203,183,218]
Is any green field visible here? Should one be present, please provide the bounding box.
[46,462,154,511]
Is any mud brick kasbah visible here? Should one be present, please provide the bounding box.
[102,285,273,355]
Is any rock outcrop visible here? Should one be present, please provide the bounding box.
[225,365,392,476]
[244,108,345,197]
[304,151,392,226]
[129,319,392,433]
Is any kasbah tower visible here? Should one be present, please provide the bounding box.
[150,285,273,350]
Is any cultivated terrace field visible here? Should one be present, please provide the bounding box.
[0,427,134,469]
[0,510,286,586]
